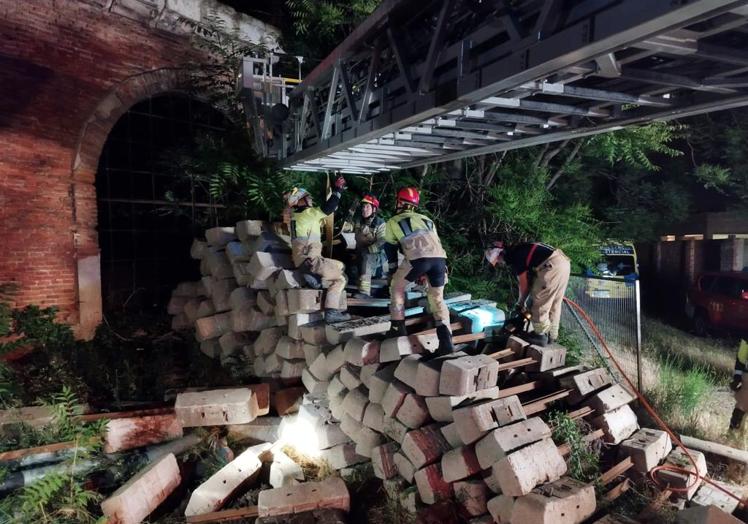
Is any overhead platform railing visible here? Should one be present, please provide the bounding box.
[240,0,748,174]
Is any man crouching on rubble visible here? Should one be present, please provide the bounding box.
[286,177,351,324]
[485,241,571,346]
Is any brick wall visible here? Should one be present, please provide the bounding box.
[0,0,275,338]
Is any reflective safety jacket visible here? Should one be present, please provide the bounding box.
[290,190,341,263]
[735,339,748,376]
[352,215,386,254]
[384,210,447,264]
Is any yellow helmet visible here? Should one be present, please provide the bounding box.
[286,187,310,207]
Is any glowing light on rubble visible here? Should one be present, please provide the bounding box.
[278,414,322,458]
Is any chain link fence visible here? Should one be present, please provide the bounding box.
[561,275,642,390]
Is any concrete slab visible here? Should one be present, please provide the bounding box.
[441,444,482,482]
[401,424,452,469]
[491,438,567,496]
[620,428,672,474]
[510,477,596,524]
[257,477,350,517]
[475,417,552,469]
[439,355,499,396]
[104,414,183,454]
[414,463,454,505]
[175,388,259,427]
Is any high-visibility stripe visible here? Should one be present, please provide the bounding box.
[399,217,413,237]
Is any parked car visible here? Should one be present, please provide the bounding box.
[686,271,748,335]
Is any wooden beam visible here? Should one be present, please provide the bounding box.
[497,380,540,399]
[75,406,173,423]
[496,357,535,371]
[600,457,634,485]
[679,434,748,465]
[523,389,572,416]
[185,506,260,523]
[486,349,514,359]
[603,478,631,502]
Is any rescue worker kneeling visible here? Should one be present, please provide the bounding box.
[287,177,351,324]
[348,194,386,298]
[384,187,453,355]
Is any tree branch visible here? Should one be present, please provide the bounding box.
[546,139,585,190]
[540,140,570,169]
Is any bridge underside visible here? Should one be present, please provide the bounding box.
[259,0,748,174]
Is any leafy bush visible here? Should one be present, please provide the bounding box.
[647,357,714,420]
[548,411,600,482]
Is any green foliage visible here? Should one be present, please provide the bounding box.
[585,122,683,171]
[646,357,714,421]
[548,411,600,483]
[0,304,75,356]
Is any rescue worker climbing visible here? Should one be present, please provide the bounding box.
[384,187,453,355]
[485,241,571,346]
[728,338,748,431]
[346,194,386,298]
[286,176,351,323]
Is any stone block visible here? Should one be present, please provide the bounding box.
[394,452,416,482]
[425,386,500,423]
[620,428,672,474]
[340,412,363,441]
[257,477,350,517]
[195,312,232,341]
[414,463,454,505]
[394,355,423,389]
[454,480,489,517]
[257,290,275,316]
[324,345,347,376]
[510,477,596,524]
[328,388,347,422]
[320,442,367,470]
[380,335,423,362]
[104,414,183,454]
[487,494,515,524]
[353,426,384,458]
[491,438,567,496]
[344,337,380,366]
[190,241,208,260]
[586,384,636,413]
[526,343,567,372]
[453,396,526,445]
[475,417,552,469]
[255,327,282,356]
[372,442,400,480]
[660,447,708,500]
[439,355,499,396]
[101,453,181,524]
[231,307,275,333]
[264,353,282,375]
[235,219,265,241]
[325,314,392,345]
[326,375,347,399]
[360,364,380,388]
[175,388,259,427]
[368,363,398,403]
[276,336,305,360]
[273,269,302,289]
[308,352,332,382]
[414,356,453,397]
[441,422,463,448]
[316,422,350,450]
[229,288,257,310]
[248,252,292,281]
[304,343,323,366]
[288,289,323,314]
[199,339,221,359]
[362,402,385,432]
[381,380,411,418]
[167,295,189,315]
[692,480,742,515]
[205,226,236,247]
[218,331,252,357]
[507,335,529,357]
[401,424,452,469]
[269,449,304,488]
[339,364,362,391]
[225,241,250,263]
[592,404,639,444]
[342,387,369,422]
[442,445,482,482]
[185,448,263,516]
[205,251,234,278]
[396,393,431,429]
[675,505,744,524]
[382,416,409,444]
[280,358,306,379]
[300,323,328,345]
[275,289,290,316]
[560,367,612,403]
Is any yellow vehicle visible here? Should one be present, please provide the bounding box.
[584,242,639,299]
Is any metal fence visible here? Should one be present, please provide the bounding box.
[560,275,642,391]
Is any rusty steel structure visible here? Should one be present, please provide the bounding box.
[241,0,748,174]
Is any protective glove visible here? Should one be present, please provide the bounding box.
[730,376,742,392]
[334,176,347,190]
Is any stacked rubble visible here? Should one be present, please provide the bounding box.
[163,221,744,524]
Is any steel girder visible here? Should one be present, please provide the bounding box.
[245,0,748,173]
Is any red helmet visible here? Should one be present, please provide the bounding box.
[361,194,380,209]
[396,187,420,206]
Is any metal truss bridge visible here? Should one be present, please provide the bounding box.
[241,0,748,174]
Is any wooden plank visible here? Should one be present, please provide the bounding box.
[453,332,486,344]
[522,389,572,416]
[486,349,514,360]
[568,406,595,420]
[603,478,631,502]
[679,434,748,465]
[75,406,174,422]
[0,440,77,463]
[496,357,535,371]
[497,381,540,399]
[411,322,462,336]
[600,457,634,485]
[185,505,260,523]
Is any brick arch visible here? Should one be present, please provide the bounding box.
[70,67,193,339]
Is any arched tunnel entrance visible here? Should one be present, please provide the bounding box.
[95,94,227,312]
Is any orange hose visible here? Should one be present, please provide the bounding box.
[563,297,745,506]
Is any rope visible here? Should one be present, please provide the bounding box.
[563,297,745,507]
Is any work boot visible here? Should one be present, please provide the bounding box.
[524,331,549,347]
[729,408,745,431]
[434,324,455,356]
[386,319,407,338]
[325,308,351,323]
[302,272,322,289]
[357,276,372,298]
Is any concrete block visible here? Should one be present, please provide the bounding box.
[235,219,265,241]
[172,312,192,331]
[380,335,423,362]
[175,388,259,427]
[199,339,221,359]
[675,505,744,524]
[354,426,384,458]
[383,476,409,501]
[620,428,672,474]
[510,477,595,524]
[257,477,350,517]
[507,335,529,356]
[274,289,290,316]
[483,469,502,494]
[491,438,567,496]
[167,295,189,315]
[248,252,292,281]
[320,442,367,470]
[560,367,612,403]
[185,447,263,516]
[226,241,251,263]
[206,251,234,279]
[660,447,707,500]
[593,404,639,444]
[526,343,567,372]
[455,480,489,517]
[257,290,275,316]
[381,380,411,418]
[104,414,183,454]
[394,355,423,389]
[440,422,463,448]
[362,402,385,432]
[324,345,347,376]
[344,337,380,366]
[586,384,636,413]
[218,331,252,357]
[339,364,362,391]
[692,480,742,515]
[382,416,410,444]
[442,445,482,482]
[287,289,323,314]
[269,449,304,488]
[190,240,208,260]
[205,226,236,247]
[299,396,332,424]
[414,463,454,504]
[273,387,305,416]
[247,230,290,255]
[280,358,306,379]
[254,357,267,377]
[342,387,369,422]
[475,417,552,469]
[359,364,380,388]
[328,388,347,422]
[425,386,500,422]
[300,323,328,345]
[401,424,452,469]
[273,269,302,289]
[255,327,283,356]
[101,453,181,524]
[308,352,333,382]
[264,353,282,374]
[487,494,515,524]
[439,355,499,396]
[325,314,392,345]
[372,442,400,480]
[304,343,323,366]
[396,393,431,429]
[453,396,527,445]
[195,312,232,341]
[394,452,417,482]
[327,375,347,399]
[229,287,257,310]
[340,412,363,441]
[276,336,305,360]
[414,356,453,397]
[231,307,275,333]
[368,363,398,403]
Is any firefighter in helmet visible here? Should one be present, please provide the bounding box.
[384,187,453,354]
[286,177,350,323]
[347,193,386,298]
